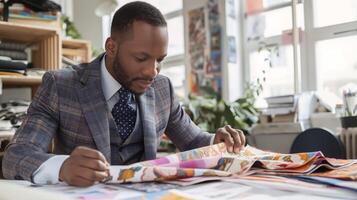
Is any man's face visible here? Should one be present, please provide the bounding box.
[108,21,168,95]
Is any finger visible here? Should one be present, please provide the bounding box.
[76,156,109,171]
[73,146,108,164]
[238,129,246,147]
[226,126,242,153]
[218,128,234,152]
[76,166,108,182]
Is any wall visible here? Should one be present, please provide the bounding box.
[73,0,105,51]
[183,0,244,101]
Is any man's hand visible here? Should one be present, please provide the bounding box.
[213,125,246,153]
[59,146,110,187]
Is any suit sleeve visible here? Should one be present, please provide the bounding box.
[164,78,214,151]
[2,72,60,182]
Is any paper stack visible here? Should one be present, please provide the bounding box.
[260,94,299,123]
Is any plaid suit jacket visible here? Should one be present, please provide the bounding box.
[2,54,213,181]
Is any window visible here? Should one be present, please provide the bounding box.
[249,45,296,96]
[242,0,357,98]
[243,0,304,97]
[315,36,357,95]
[159,65,185,98]
[166,16,184,56]
[307,0,357,97]
[106,0,185,98]
[313,0,357,28]
[246,4,304,39]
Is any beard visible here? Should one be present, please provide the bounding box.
[111,53,155,95]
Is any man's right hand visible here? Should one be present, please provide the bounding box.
[59,146,110,187]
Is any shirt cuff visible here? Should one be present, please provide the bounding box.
[210,134,215,145]
[32,155,69,185]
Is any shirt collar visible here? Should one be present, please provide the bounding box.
[101,55,122,101]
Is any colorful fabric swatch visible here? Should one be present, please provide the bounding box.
[106,143,356,183]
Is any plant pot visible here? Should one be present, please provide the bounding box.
[340,116,357,128]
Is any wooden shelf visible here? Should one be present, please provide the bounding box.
[0,75,42,97]
[0,75,42,86]
[0,21,91,97]
[0,21,61,71]
[62,39,92,63]
[0,21,59,43]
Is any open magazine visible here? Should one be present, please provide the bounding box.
[105,143,357,183]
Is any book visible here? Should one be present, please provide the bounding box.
[265,94,296,105]
[271,112,297,123]
[266,102,295,108]
[261,95,299,116]
[0,41,27,51]
[0,59,28,70]
[261,105,297,115]
[0,50,27,60]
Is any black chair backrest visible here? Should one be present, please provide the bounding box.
[290,128,346,159]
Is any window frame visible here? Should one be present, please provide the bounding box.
[241,0,357,96]
[241,0,302,97]
[161,8,185,70]
[303,0,357,92]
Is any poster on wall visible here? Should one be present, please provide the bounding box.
[190,71,212,95]
[188,1,224,96]
[188,7,207,72]
[208,0,221,53]
[211,76,222,95]
[206,50,221,74]
[207,0,222,95]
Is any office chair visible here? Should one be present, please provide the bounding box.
[290,128,346,159]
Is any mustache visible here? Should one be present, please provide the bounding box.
[131,76,155,82]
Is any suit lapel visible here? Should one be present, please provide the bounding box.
[137,87,157,160]
[76,54,111,162]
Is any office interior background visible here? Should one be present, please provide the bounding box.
[0,0,357,155]
[59,0,357,101]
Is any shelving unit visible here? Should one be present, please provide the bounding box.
[0,20,92,97]
[62,39,92,63]
[0,76,42,97]
[0,21,62,70]
[0,21,61,96]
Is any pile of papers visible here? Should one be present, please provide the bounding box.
[106,143,357,183]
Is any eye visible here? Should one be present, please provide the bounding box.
[135,57,147,62]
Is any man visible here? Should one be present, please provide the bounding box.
[2,1,245,187]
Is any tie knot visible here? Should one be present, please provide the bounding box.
[118,87,132,102]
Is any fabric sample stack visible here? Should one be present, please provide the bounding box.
[0,40,29,75]
[106,143,357,183]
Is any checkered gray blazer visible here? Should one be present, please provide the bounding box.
[2,54,213,181]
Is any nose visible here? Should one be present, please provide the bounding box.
[143,61,159,79]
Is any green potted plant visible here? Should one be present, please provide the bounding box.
[184,82,261,134]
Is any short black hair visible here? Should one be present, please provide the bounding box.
[110,1,167,37]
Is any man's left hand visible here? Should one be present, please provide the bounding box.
[213,125,246,153]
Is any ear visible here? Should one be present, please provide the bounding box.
[105,37,117,58]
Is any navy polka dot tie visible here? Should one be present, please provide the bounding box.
[111,87,136,140]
